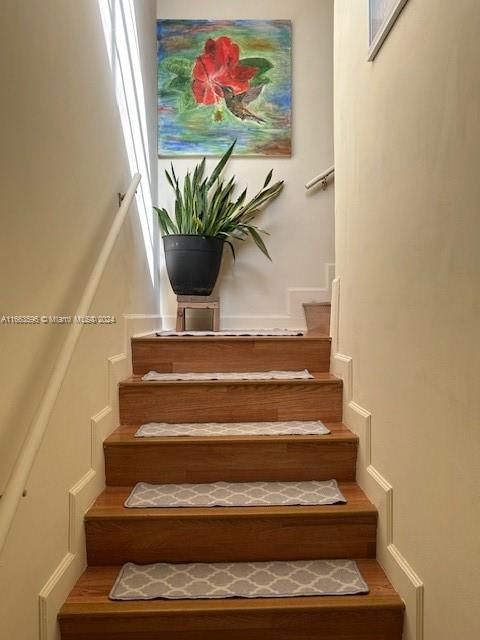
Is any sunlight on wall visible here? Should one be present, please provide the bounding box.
[98,0,155,282]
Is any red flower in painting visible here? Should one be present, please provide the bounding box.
[192,36,258,105]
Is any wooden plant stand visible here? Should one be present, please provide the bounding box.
[176,295,220,332]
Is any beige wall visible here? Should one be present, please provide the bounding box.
[0,1,159,638]
[157,0,335,328]
[334,1,480,639]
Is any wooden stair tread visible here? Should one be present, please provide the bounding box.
[85,483,377,564]
[104,422,358,485]
[133,334,331,343]
[120,372,340,387]
[86,482,376,520]
[59,560,403,615]
[119,373,343,424]
[132,334,332,375]
[105,422,358,445]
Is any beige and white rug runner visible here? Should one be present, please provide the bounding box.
[124,480,346,508]
[156,330,304,337]
[109,559,369,600]
[135,420,330,437]
[141,369,314,382]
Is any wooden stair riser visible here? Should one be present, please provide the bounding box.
[132,337,332,374]
[119,380,343,424]
[59,606,404,640]
[85,513,377,565]
[105,440,358,485]
[59,561,404,640]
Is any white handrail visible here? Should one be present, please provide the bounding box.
[305,166,335,190]
[0,172,141,553]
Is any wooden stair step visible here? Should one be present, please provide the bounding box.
[58,559,404,640]
[104,423,358,484]
[85,482,377,565]
[132,334,332,374]
[119,373,343,424]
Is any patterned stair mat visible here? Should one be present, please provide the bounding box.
[141,369,314,382]
[109,559,369,601]
[135,420,330,437]
[124,480,346,508]
[156,329,304,337]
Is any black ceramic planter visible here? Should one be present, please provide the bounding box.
[163,234,225,296]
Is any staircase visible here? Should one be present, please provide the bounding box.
[58,333,404,639]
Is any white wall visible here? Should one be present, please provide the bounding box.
[0,1,159,638]
[334,1,480,639]
[156,0,334,329]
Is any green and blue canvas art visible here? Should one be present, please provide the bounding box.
[157,19,292,156]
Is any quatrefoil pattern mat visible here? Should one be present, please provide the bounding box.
[155,330,304,337]
[109,559,369,600]
[135,420,330,437]
[141,370,314,382]
[124,480,346,508]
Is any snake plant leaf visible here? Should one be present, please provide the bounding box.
[154,141,284,259]
[184,172,193,225]
[206,140,236,189]
[193,157,206,187]
[170,162,178,186]
[233,188,247,212]
[165,169,175,190]
[192,215,204,233]
[263,169,273,188]
[247,226,272,260]
[174,182,184,232]
[224,240,236,261]
[154,207,177,235]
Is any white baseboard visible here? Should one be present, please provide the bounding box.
[68,469,97,559]
[330,277,423,640]
[38,553,76,640]
[162,264,335,330]
[38,313,162,640]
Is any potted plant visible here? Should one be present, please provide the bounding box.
[154,141,284,296]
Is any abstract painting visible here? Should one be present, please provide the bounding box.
[157,20,292,156]
[368,0,409,60]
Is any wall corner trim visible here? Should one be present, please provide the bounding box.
[330,277,424,640]
[38,313,162,640]
[161,264,336,330]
